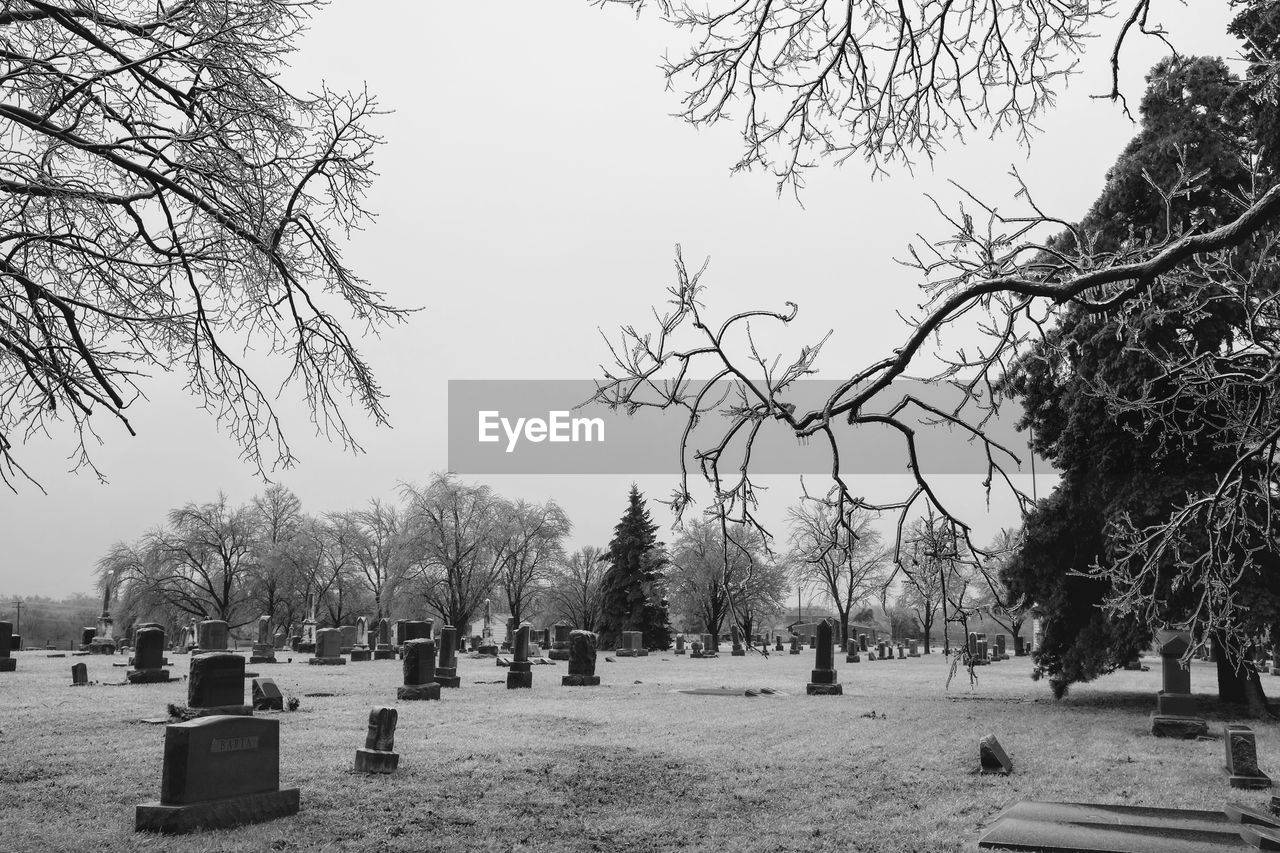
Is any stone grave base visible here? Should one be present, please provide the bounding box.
[177,704,253,719]
[1157,690,1199,717]
[789,649,800,655]
[477,645,498,656]
[731,649,746,657]
[674,649,686,655]
[507,670,533,689]
[548,649,570,660]
[1229,770,1272,790]
[434,674,461,688]
[296,643,315,654]
[636,649,649,656]
[248,656,278,664]
[354,748,399,774]
[136,787,300,834]
[563,675,601,686]
[308,657,346,666]
[349,649,371,662]
[126,669,171,684]
[615,649,636,657]
[806,683,843,695]
[1152,713,1209,738]
[374,648,395,660]
[0,658,16,671]
[846,653,860,663]
[977,799,1280,852]
[397,683,441,701]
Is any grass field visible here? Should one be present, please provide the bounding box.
[2,646,1276,852]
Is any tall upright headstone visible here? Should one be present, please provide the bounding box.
[806,621,842,695]
[128,626,171,683]
[0,621,14,671]
[730,625,746,657]
[299,594,318,652]
[1225,725,1272,789]
[675,634,686,656]
[790,636,801,655]
[562,630,600,686]
[337,625,357,655]
[134,716,299,833]
[549,621,571,661]
[507,625,533,689]
[350,617,371,662]
[1151,629,1207,737]
[397,638,441,700]
[354,707,399,774]
[435,625,461,688]
[71,661,88,685]
[309,628,346,665]
[702,633,717,656]
[374,618,394,660]
[250,616,277,664]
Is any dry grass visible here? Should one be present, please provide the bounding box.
[2,647,1276,852]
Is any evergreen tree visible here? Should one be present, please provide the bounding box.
[597,485,673,650]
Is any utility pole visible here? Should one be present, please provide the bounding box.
[12,598,21,639]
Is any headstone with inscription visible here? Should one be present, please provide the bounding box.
[354,706,399,774]
[562,629,600,686]
[134,715,299,833]
[789,636,800,655]
[397,638,441,701]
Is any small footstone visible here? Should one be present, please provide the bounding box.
[396,683,441,701]
[354,707,399,774]
[979,734,1013,774]
[354,748,399,773]
[127,669,171,684]
[252,678,284,712]
[806,683,843,695]
[1226,724,1272,789]
[562,675,601,686]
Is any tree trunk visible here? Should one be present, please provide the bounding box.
[1214,630,1274,717]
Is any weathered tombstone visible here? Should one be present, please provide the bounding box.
[250,616,276,664]
[775,636,784,652]
[71,661,88,685]
[0,621,14,671]
[435,625,461,688]
[134,715,300,833]
[806,621,842,695]
[549,621,571,661]
[1225,725,1271,788]
[789,636,800,655]
[187,653,250,716]
[507,625,533,689]
[859,634,868,652]
[995,634,1007,660]
[967,632,978,660]
[731,625,746,657]
[976,633,990,665]
[128,626,171,683]
[615,630,636,658]
[897,644,906,660]
[252,677,284,711]
[702,633,717,655]
[1151,629,1207,738]
[398,638,441,700]
[979,734,1014,774]
[273,627,287,651]
[10,633,19,651]
[845,641,860,663]
[675,634,687,656]
[876,640,887,661]
[562,629,600,686]
[908,639,920,658]
[690,640,704,659]
[374,618,394,660]
[393,619,408,647]
[337,625,357,655]
[350,617,371,661]
[631,630,649,657]
[308,628,346,666]
[354,707,399,774]
[504,617,516,651]
[1014,634,1026,656]
[195,620,229,653]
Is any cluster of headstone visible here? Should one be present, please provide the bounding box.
[965,632,1013,665]
[690,633,717,659]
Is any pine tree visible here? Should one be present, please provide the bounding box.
[597,485,673,650]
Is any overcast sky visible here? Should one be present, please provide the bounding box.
[0,2,1243,601]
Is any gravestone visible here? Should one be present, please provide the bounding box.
[308,628,346,665]
[134,715,299,833]
[806,621,842,695]
[616,630,637,658]
[80,626,97,650]
[507,625,533,689]
[434,625,461,688]
[273,627,287,651]
[690,640,704,658]
[374,618,394,660]
[1225,725,1271,789]
[731,625,746,656]
[702,633,717,656]
[876,640,887,661]
[397,638,441,700]
[967,632,978,660]
[908,639,920,658]
[897,644,906,660]
[1151,629,1208,738]
[789,636,800,655]
[250,616,277,664]
[859,634,868,652]
[350,617,371,662]
[504,617,515,651]
[980,734,1013,774]
[393,619,408,648]
[128,626,171,683]
[354,706,399,774]
[775,636,784,652]
[0,621,14,671]
[252,677,284,711]
[549,621,571,661]
[995,634,1007,660]
[976,633,990,665]
[675,634,686,656]
[338,625,357,655]
[197,620,229,653]
[187,653,251,716]
[845,643,860,663]
[562,629,600,686]
[71,662,88,685]
[1014,635,1026,656]
[10,633,19,651]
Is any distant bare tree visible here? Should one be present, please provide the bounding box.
[545,545,607,630]
[0,0,406,490]
[498,499,571,627]
[332,500,413,622]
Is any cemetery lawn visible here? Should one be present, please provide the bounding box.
[3,649,1276,852]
